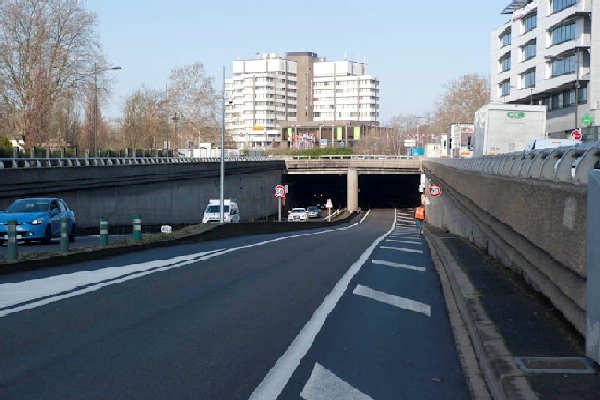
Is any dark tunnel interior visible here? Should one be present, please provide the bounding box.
[282,174,421,210]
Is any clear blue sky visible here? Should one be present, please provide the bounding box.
[87,0,510,122]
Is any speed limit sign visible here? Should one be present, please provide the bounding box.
[429,185,442,197]
[274,185,286,198]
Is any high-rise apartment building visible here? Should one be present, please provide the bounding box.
[225,52,380,149]
[491,0,600,139]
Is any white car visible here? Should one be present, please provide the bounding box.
[288,208,308,222]
[202,199,240,223]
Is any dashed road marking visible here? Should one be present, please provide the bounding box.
[353,284,431,317]
[380,246,423,254]
[385,239,422,245]
[248,211,397,400]
[300,363,374,400]
[371,259,425,272]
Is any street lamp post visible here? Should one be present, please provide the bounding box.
[93,64,122,156]
[415,116,425,150]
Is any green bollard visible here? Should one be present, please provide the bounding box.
[60,217,69,253]
[132,215,142,242]
[6,220,18,261]
[99,217,109,246]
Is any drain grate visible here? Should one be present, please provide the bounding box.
[514,356,596,374]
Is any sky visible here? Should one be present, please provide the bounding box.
[85,0,511,123]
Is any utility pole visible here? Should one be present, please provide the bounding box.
[575,49,580,131]
[220,66,225,223]
[93,63,98,156]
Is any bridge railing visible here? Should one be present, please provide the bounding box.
[431,143,600,185]
[290,155,416,160]
[0,156,269,169]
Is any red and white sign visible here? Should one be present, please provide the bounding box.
[429,185,442,197]
[274,185,286,198]
[572,129,582,141]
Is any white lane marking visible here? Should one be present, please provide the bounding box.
[248,210,397,400]
[300,363,374,400]
[0,217,371,318]
[385,239,422,245]
[359,210,371,224]
[353,284,431,317]
[0,249,224,310]
[380,246,423,254]
[371,259,425,272]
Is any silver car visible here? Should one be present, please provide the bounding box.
[288,208,308,222]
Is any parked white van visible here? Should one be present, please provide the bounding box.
[202,199,240,223]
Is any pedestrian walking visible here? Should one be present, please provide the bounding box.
[415,205,425,235]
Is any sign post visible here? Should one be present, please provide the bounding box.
[326,198,333,221]
[274,184,286,222]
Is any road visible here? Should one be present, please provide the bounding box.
[0,209,469,399]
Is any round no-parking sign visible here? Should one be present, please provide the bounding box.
[429,185,442,197]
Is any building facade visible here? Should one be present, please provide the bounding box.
[225,52,380,149]
[224,54,298,149]
[491,0,600,139]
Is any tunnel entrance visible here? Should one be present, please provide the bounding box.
[283,174,347,210]
[358,174,420,209]
[282,173,420,211]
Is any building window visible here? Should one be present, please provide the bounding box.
[523,40,536,60]
[551,54,576,76]
[500,53,511,72]
[552,0,577,13]
[523,13,537,33]
[500,80,510,97]
[551,22,576,45]
[500,29,512,47]
[522,69,536,88]
[579,86,587,103]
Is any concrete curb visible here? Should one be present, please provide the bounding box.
[0,212,361,275]
[425,225,538,400]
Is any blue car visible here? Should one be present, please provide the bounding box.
[0,198,76,244]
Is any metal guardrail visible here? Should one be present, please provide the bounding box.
[431,143,600,185]
[0,156,268,169]
[290,155,415,160]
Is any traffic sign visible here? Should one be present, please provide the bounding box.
[274,185,286,198]
[582,114,593,127]
[325,199,333,209]
[572,129,582,141]
[429,185,442,197]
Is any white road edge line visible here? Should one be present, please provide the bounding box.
[248,210,397,400]
[300,363,374,400]
[371,259,426,272]
[380,246,424,254]
[353,284,431,317]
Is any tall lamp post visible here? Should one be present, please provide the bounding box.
[93,64,122,156]
[415,116,425,150]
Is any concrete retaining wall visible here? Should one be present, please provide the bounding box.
[0,161,285,227]
[423,160,587,335]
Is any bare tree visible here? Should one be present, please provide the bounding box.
[0,0,102,146]
[122,88,168,150]
[167,63,221,146]
[430,73,489,134]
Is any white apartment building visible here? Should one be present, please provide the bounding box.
[225,54,297,149]
[225,52,380,149]
[312,61,379,123]
[491,0,600,138]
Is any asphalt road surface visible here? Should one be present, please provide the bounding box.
[0,209,469,399]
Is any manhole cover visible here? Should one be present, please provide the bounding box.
[514,357,596,374]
